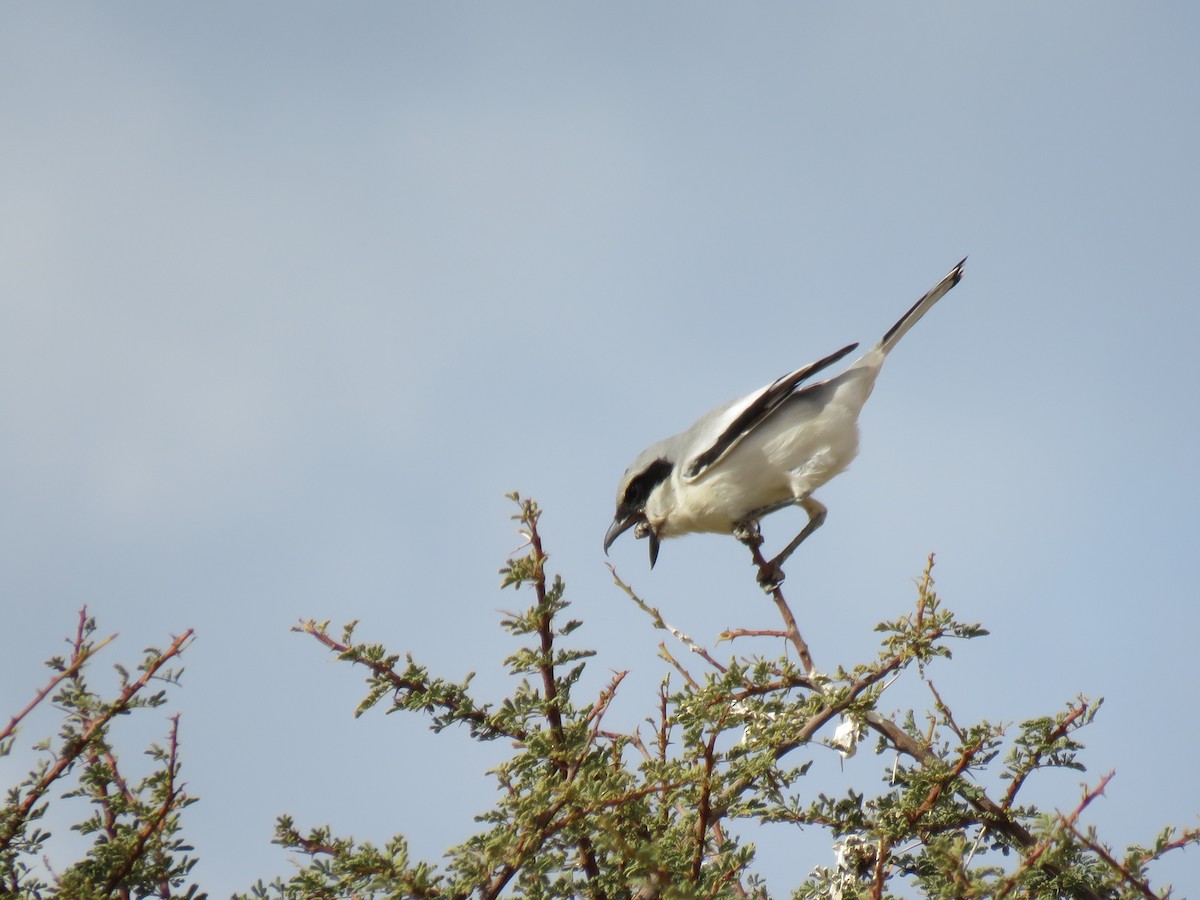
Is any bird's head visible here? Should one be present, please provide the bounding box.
[604,452,674,567]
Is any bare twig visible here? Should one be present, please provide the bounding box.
[742,543,816,674]
[717,627,789,642]
[608,566,730,675]
[585,671,627,730]
[658,643,701,690]
[925,678,967,744]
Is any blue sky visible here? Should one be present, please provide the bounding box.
[2,4,1198,895]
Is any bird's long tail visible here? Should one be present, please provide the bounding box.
[876,257,967,356]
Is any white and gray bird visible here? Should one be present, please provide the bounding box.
[604,258,966,584]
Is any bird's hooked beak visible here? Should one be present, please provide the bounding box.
[604,512,661,568]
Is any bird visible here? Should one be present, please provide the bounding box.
[604,258,966,587]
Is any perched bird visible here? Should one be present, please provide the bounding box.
[604,258,966,586]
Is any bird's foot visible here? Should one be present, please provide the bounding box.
[733,519,764,548]
[756,560,786,592]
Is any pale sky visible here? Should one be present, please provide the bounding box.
[2,4,1198,896]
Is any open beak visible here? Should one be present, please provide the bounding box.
[604,513,661,569]
[604,512,640,555]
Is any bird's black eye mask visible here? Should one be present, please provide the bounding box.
[621,458,672,511]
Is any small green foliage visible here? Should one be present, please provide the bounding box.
[872,562,988,670]
[240,818,441,899]
[5,501,1196,898]
[257,504,1198,899]
[0,611,200,898]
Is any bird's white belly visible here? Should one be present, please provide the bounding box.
[655,372,872,537]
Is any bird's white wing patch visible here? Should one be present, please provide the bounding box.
[681,343,858,482]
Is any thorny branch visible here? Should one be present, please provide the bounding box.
[1064,818,1200,900]
[743,541,816,674]
[293,620,530,744]
[620,542,1121,899]
[481,498,615,900]
[1002,698,1091,810]
[0,626,194,854]
[607,568,729,675]
[994,772,1115,900]
[906,738,984,828]
[275,496,1195,898]
[522,512,605,895]
[755,556,1112,900]
[100,714,186,897]
[718,627,789,642]
[0,608,117,747]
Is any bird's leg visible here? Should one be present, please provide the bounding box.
[735,497,827,591]
[766,496,828,580]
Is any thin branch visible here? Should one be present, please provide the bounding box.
[1002,698,1090,811]
[707,822,750,899]
[729,674,816,699]
[479,498,625,899]
[925,678,966,744]
[294,620,528,743]
[656,682,671,763]
[102,715,186,896]
[581,671,627,759]
[691,728,720,882]
[658,644,700,691]
[863,710,1038,848]
[528,516,566,749]
[609,567,729,675]
[103,749,136,805]
[871,835,889,900]
[543,780,691,835]
[622,727,651,762]
[1063,822,1161,900]
[906,739,983,828]
[0,629,118,745]
[717,627,789,642]
[291,833,341,857]
[526,506,605,897]
[742,555,1109,900]
[994,772,1115,900]
[742,543,815,674]
[1157,825,1200,855]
